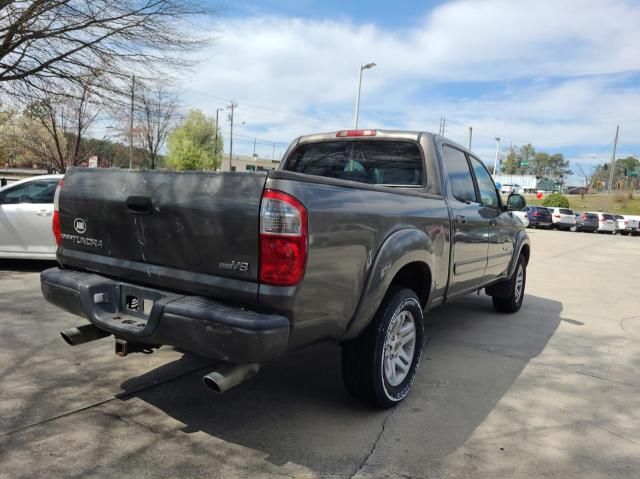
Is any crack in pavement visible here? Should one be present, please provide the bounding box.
[0,362,216,438]
[350,406,398,479]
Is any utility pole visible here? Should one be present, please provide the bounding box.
[253,138,257,156]
[468,127,473,150]
[214,108,223,170]
[272,142,276,160]
[227,101,238,171]
[439,117,446,136]
[129,75,135,169]
[607,125,619,193]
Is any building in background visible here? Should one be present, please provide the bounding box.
[220,154,281,172]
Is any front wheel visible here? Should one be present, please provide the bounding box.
[491,255,526,313]
[341,288,424,409]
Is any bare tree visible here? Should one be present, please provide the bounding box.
[136,84,177,169]
[0,1,213,100]
[19,86,99,172]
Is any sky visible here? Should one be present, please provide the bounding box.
[175,0,640,183]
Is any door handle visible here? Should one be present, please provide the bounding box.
[454,215,467,224]
[36,210,51,217]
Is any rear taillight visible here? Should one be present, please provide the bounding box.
[259,189,308,286]
[554,214,560,218]
[52,179,64,246]
[533,212,540,217]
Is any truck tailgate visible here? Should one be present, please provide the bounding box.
[57,168,267,299]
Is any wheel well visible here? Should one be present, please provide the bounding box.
[390,262,431,307]
[520,244,530,265]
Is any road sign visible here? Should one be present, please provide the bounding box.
[629,168,638,177]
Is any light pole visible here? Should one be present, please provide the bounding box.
[214,108,224,170]
[493,137,501,176]
[354,62,376,129]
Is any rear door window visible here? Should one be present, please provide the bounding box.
[442,146,477,203]
[285,140,423,186]
[560,209,573,215]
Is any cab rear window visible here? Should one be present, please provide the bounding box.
[285,140,423,186]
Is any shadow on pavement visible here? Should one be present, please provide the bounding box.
[0,259,57,273]
[115,293,563,473]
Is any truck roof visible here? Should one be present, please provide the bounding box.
[297,129,429,144]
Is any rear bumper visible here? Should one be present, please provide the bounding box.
[41,267,290,363]
[530,218,552,227]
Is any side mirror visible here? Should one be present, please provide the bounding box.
[507,193,526,211]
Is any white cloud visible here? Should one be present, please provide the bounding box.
[177,0,640,169]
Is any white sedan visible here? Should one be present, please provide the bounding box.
[0,174,63,259]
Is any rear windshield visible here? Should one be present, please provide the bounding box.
[559,209,573,215]
[536,207,550,214]
[285,140,423,186]
[615,215,624,219]
[602,214,615,220]
[585,213,598,220]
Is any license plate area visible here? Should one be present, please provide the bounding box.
[118,286,161,320]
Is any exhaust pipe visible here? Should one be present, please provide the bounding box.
[60,324,110,346]
[202,363,260,394]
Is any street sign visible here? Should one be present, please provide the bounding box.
[520,160,529,166]
[629,168,639,177]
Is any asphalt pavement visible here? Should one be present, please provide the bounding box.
[0,229,638,478]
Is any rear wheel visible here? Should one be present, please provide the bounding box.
[341,288,424,409]
[491,255,526,313]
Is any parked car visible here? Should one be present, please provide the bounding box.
[614,215,640,235]
[590,212,616,233]
[624,216,640,236]
[0,174,63,259]
[500,183,524,194]
[40,129,531,408]
[512,210,530,228]
[572,212,599,232]
[524,205,553,228]
[547,207,576,230]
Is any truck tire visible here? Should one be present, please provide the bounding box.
[491,255,526,313]
[341,287,424,409]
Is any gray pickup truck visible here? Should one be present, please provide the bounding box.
[41,129,530,408]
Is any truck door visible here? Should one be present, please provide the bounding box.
[441,145,489,296]
[468,156,514,283]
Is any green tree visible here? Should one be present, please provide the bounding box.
[501,144,571,177]
[166,110,222,171]
[542,193,570,208]
[616,156,640,178]
[502,147,520,174]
